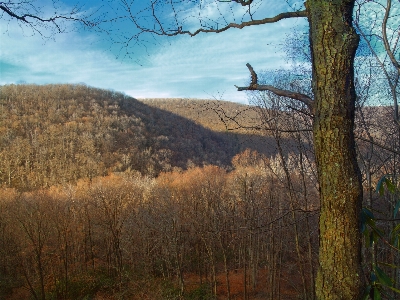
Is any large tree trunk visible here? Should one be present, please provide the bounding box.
[307,1,363,299]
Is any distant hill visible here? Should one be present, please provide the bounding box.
[140,98,287,156]
[0,84,281,190]
[140,98,261,132]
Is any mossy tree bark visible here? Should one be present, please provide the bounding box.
[307,1,363,299]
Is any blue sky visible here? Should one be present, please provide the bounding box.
[0,1,307,103]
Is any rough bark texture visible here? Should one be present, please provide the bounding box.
[306,1,363,299]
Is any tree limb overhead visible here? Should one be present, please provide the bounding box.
[235,63,314,111]
[134,10,307,37]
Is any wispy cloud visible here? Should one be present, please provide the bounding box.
[0,1,308,103]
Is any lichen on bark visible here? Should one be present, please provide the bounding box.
[306,0,364,299]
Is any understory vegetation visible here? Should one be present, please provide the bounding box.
[0,162,318,299]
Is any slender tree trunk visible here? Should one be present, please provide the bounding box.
[243,246,247,300]
[37,250,46,300]
[277,219,283,300]
[84,205,95,271]
[269,222,275,300]
[307,1,364,299]
[275,130,308,299]
[221,242,231,300]
[23,264,39,300]
[202,235,217,297]
[298,139,316,300]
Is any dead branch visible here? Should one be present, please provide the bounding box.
[235,63,314,111]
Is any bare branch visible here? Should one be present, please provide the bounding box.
[382,0,400,72]
[381,0,400,125]
[134,10,307,37]
[355,135,400,155]
[0,4,94,25]
[355,1,400,126]
[228,0,255,6]
[235,63,314,111]
[0,2,111,35]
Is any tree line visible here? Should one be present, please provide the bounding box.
[0,150,319,299]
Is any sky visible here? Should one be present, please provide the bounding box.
[0,0,309,104]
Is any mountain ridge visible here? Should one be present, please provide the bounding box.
[0,84,279,190]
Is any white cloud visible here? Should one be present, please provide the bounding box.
[0,1,308,104]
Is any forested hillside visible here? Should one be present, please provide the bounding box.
[0,84,272,190]
[0,84,399,299]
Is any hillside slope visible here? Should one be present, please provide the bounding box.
[0,84,278,190]
[141,98,285,156]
